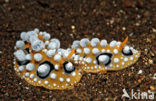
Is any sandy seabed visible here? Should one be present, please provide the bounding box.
[0,0,156,101]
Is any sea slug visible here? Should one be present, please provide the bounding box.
[71,37,140,73]
[13,28,140,89]
[13,29,82,90]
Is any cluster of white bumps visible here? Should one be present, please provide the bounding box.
[71,37,139,70]
[14,28,80,89]
[13,28,140,89]
[14,29,67,63]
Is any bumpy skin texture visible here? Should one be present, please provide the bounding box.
[14,29,140,90]
[14,29,82,90]
[72,37,140,73]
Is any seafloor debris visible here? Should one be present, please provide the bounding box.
[14,28,140,90]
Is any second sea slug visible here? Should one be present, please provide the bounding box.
[71,37,140,73]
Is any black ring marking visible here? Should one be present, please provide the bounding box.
[96,53,112,66]
[63,61,75,74]
[37,61,54,79]
[25,48,30,53]
[122,49,133,56]
[17,60,30,66]
[24,41,28,44]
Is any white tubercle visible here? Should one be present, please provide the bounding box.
[123,46,130,54]
[76,48,82,54]
[24,32,37,43]
[124,57,128,62]
[38,81,41,84]
[71,72,76,76]
[74,55,80,61]
[93,60,97,65]
[60,49,70,58]
[43,33,50,40]
[113,49,118,54]
[25,72,30,77]
[20,32,27,41]
[84,48,90,54]
[48,42,57,49]
[47,49,56,57]
[101,49,106,52]
[130,47,134,50]
[55,65,59,70]
[100,40,107,47]
[130,57,133,60]
[54,54,61,62]
[44,81,49,85]
[91,38,100,47]
[50,73,57,79]
[80,38,89,47]
[107,50,110,52]
[16,40,25,49]
[79,57,83,61]
[65,62,74,71]
[122,62,125,65]
[18,66,25,72]
[14,50,26,61]
[28,30,38,36]
[72,40,80,49]
[29,35,38,43]
[86,57,92,63]
[45,40,49,45]
[34,78,38,82]
[92,48,99,54]
[98,55,109,64]
[59,77,64,82]
[50,38,60,49]
[114,58,119,63]
[66,78,71,82]
[37,64,50,77]
[83,58,86,61]
[53,83,56,87]
[57,48,65,54]
[30,74,35,79]
[34,28,39,33]
[116,42,121,46]
[39,32,43,35]
[26,63,35,71]
[25,54,32,60]
[31,40,45,52]
[34,53,42,62]
[110,40,117,48]
[22,30,38,42]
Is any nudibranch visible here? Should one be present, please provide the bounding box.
[71,37,140,73]
[13,29,82,90]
